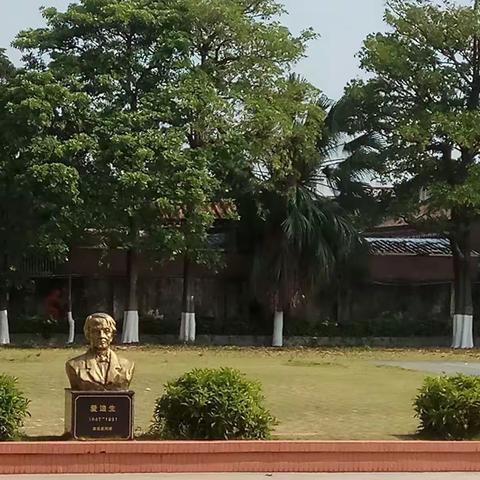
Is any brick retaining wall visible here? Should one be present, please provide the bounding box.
[1,441,480,474]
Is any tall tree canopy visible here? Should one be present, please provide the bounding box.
[15,0,312,343]
[15,0,218,343]
[0,68,86,343]
[346,0,480,348]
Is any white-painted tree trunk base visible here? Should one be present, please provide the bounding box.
[67,311,75,344]
[180,312,196,343]
[179,313,186,342]
[272,311,284,347]
[0,310,9,345]
[187,312,195,343]
[452,314,474,349]
[122,310,139,344]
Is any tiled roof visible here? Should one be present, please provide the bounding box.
[366,237,455,256]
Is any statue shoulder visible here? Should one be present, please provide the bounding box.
[65,352,88,369]
[113,350,134,370]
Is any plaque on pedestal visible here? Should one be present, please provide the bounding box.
[65,389,134,440]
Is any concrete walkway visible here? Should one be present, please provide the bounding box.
[377,360,480,375]
[2,474,480,479]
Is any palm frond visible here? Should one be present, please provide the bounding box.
[343,131,385,155]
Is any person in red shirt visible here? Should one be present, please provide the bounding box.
[45,288,64,321]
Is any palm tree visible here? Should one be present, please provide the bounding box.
[253,190,358,346]
[247,77,362,347]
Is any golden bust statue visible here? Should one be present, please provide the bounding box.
[66,313,134,391]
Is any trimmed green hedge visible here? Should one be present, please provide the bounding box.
[150,367,276,440]
[414,374,480,440]
[0,374,30,440]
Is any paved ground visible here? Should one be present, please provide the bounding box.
[376,361,480,375]
[2,474,480,479]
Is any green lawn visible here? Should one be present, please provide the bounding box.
[0,346,478,440]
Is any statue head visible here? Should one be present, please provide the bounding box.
[84,313,116,352]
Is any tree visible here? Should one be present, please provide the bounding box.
[346,0,480,348]
[318,97,390,327]
[243,77,359,346]
[0,69,85,344]
[15,0,222,343]
[161,0,315,342]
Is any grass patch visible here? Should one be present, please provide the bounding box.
[0,346,478,440]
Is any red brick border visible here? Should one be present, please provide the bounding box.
[1,441,480,474]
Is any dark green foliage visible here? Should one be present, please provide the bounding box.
[13,0,314,336]
[150,367,276,440]
[0,375,30,440]
[0,69,85,301]
[363,312,448,337]
[348,0,480,338]
[414,374,480,440]
[284,313,449,338]
[13,0,313,264]
[0,48,14,83]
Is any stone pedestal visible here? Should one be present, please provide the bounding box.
[65,389,134,440]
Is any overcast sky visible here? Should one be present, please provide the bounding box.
[1,0,389,100]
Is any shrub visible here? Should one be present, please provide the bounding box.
[414,374,480,439]
[0,374,30,440]
[150,367,276,440]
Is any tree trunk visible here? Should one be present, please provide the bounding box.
[0,279,9,345]
[451,234,474,349]
[272,310,284,347]
[122,247,139,344]
[179,255,195,343]
[272,292,284,347]
[66,275,75,344]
